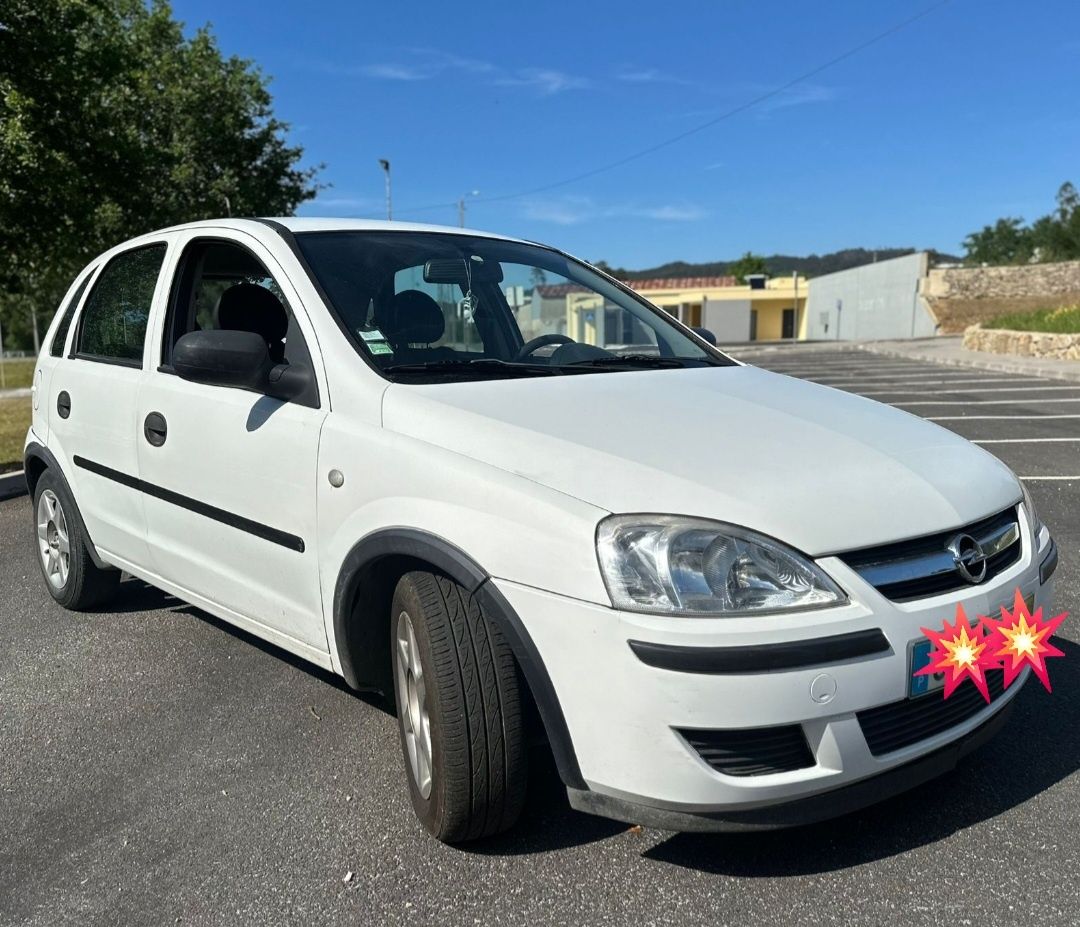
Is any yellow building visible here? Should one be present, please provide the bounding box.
[625,274,808,342]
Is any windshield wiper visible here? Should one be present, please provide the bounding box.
[383,358,562,377]
[563,354,690,369]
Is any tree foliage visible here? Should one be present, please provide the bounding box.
[726,252,769,284]
[0,0,320,349]
[963,183,1080,266]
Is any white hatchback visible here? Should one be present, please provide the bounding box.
[25,219,1057,841]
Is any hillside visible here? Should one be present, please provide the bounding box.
[602,248,960,281]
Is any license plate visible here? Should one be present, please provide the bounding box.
[907,592,1036,698]
[909,638,944,698]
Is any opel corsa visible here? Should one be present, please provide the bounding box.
[24,219,1058,841]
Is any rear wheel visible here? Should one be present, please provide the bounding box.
[34,469,120,610]
[391,571,527,842]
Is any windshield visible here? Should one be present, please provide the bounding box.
[293,231,734,380]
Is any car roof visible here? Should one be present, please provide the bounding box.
[147,216,525,242]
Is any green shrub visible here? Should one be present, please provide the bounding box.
[987,305,1080,333]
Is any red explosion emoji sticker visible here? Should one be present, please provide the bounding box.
[915,604,996,703]
[982,588,1067,693]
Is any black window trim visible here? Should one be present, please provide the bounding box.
[157,233,322,410]
[71,241,170,369]
[49,266,98,358]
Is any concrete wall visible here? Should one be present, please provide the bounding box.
[805,252,934,341]
[923,259,1080,333]
[703,297,750,342]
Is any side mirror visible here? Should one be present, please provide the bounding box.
[691,327,717,346]
[174,330,273,390]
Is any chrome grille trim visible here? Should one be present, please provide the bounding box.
[839,507,1021,602]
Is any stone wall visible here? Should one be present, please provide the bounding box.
[923,260,1080,333]
[963,324,1080,360]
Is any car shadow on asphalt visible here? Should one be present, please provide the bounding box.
[643,638,1080,876]
[107,576,394,715]
[104,577,1078,866]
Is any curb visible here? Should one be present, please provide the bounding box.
[855,343,1080,383]
[0,469,27,502]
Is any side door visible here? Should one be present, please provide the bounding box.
[135,232,329,655]
[47,242,170,568]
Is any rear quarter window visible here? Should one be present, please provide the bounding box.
[49,271,95,358]
[76,244,167,365]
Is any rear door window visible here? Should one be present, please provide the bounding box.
[76,244,167,365]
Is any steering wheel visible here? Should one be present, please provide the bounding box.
[514,333,574,361]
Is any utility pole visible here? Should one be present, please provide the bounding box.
[458,190,479,228]
[30,305,40,355]
[0,314,6,389]
[379,159,392,220]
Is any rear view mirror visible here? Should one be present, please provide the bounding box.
[174,330,272,389]
[691,327,717,346]
[424,257,504,286]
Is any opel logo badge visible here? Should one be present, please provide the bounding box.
[947,533,988,584]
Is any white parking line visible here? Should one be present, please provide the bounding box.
[810,373,1032,383]
[1019,476,1080,481]
[861,385,1080,396]
[894,397,1080,406]
[928,414,1080,420]
[975,437,1080,444]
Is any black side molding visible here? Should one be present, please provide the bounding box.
[628,628,891,675]
[1040,538,1058,584]
[73,455,305,553]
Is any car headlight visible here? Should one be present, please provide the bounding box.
[596,515,847,616]
[1021,482,1044,544]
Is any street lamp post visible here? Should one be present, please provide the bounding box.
[378,159,392,220]
[458,190,479,227]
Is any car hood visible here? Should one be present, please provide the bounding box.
[381,365,1021,556]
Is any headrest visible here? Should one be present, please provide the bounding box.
[217,283,289,343]
[381,290,446,346]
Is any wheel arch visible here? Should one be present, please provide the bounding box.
[23,441,111,570]
[333,528,586,790]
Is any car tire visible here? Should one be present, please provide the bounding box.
[33,469,120,610]
[391,571,528,842]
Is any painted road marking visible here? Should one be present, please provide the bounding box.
[1019,476,1080,481]
[928,414,1080,421]
[974,437,1080,444]
[894,397,1080,406]
[861,385,1080,396]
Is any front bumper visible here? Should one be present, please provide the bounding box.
[493,523,1054,828]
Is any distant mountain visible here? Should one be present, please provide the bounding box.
[600,248,961,281]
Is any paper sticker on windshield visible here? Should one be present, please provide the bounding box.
[369,342,394,356]
[359,328,387,342]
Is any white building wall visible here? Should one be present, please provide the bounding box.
[805,252,936,341]
[703,297,752,342]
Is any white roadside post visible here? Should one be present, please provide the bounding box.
[0,313,6,389]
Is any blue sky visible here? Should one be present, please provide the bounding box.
[173,0,1080,268]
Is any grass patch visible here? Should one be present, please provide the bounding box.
[0,357,36,390]
[987,305,1080,333]
[0,397,31,473]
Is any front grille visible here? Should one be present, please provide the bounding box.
[681,725,815,777]
[839,507,1021,602]
[857,670,1007,757]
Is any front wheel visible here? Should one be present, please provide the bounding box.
[391,571,527,842]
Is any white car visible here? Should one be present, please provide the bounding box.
[25,219,1057,842]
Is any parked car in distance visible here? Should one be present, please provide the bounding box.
[25,219,1057,841]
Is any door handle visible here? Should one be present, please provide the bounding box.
[144,411,168,447]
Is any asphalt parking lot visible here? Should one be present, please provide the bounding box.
[2,346,1078,927]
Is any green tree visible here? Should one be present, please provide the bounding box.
[727,252,768,284]
[0,0,320,350]
[1034,182,1080,262]
[963,217,1034,266]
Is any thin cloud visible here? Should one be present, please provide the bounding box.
[616,67,695,86]
[522,196,705,225]
[496,68,589,95]
[340,48,585,96]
